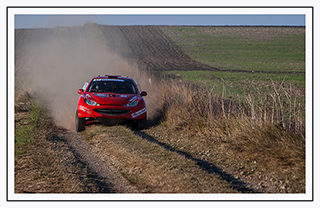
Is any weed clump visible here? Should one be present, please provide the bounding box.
[14,91,52,154]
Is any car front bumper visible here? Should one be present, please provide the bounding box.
[77,104,147,120]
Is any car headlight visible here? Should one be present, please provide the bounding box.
[85,99,99,106]
[124,100,139,107]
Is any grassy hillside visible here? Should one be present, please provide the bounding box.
[159,26,305,115]
[161,26,305,73]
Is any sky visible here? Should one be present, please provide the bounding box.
[14,14,305,29]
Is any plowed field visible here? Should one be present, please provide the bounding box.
[98,25,217,71]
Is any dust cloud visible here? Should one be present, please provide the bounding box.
[15,23,162,130]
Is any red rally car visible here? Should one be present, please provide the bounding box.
[76,75,147,132]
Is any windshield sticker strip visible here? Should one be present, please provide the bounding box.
[93,79,124,82]
[93,93,108,98]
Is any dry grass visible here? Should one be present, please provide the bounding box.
[144,75,305,192]
[14,92,109,193]
[154,76,305,152]
[15,92,70,193]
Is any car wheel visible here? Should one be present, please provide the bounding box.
[134,118,147,130]
[76,111,85,132]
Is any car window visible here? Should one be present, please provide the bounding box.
[87,80,137,94]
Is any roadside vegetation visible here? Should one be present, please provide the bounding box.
[14,91,72,193]
[15,91,45,155]
[150,76,305,192]
[15,91,63,192]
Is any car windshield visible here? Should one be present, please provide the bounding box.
[87,79,137,94]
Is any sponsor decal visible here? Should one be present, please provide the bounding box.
[86,94,92,98]
[79,105,92,114]
[93,93,108,98]
[109,94,128,98]
[131,108,146,118]
[93,79,124,82]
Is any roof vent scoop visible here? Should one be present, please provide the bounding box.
[106,75,120,79]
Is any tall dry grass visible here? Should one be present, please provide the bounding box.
[149,75,305,174]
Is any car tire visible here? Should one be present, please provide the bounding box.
[134,118,147,130]
[76,111,85,132]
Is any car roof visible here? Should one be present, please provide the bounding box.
[91,75,134,82]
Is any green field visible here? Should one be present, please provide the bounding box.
[162,26,305,73]
[160,26,305,101]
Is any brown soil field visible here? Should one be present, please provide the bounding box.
[98,25,218,72]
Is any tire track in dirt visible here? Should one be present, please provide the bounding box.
[46,131,115,193]
[132,130,258,193]
[61,131,139,193]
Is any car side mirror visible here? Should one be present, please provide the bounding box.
[78,89,84,94]
[140,91,147,96]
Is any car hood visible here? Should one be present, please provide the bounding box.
[85,92,140,106]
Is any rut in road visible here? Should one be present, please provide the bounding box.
[132,131,258,193]
[53,130,139,193]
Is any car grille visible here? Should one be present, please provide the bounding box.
[94,109,130,116]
